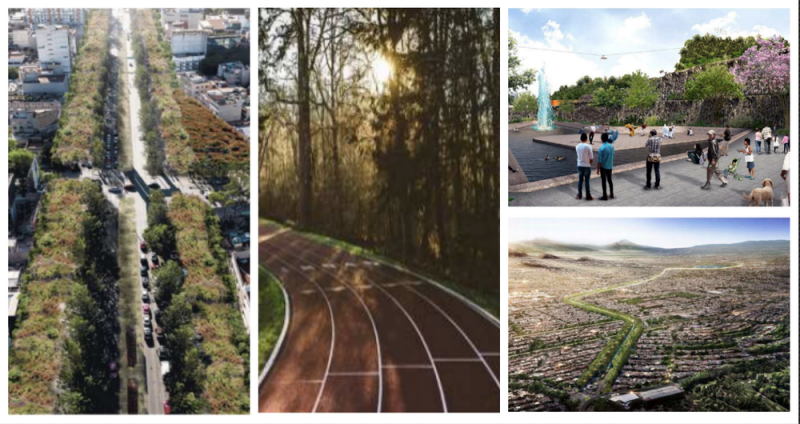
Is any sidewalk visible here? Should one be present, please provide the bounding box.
[510,134,789,207]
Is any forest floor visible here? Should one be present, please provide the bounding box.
[258,220,500,412]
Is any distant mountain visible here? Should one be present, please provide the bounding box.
[510,239,788,255]
[666,240,789,255]
[604,239,663,252]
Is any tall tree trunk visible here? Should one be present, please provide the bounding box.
[295,10,313,228]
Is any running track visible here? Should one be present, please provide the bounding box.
[258,222,500,412]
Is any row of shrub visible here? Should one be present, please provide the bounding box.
[52,10,111,166]
[160,194,249,414]
[10,179,119,414]
[132,10,195,174]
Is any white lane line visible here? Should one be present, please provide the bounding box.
[407,284,500,386]
[282,237,448,412]
[328,371,381,376]
[276,237,385,413]
[434,358,484,362]
[382,364,433,369]
[264,251,336,414]
[481,352,501,356]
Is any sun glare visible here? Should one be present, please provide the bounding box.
[371,55,393,89]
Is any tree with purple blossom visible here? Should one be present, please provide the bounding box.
[731,36,790,128]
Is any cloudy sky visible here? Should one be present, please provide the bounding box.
[509,8,790,96]
[509,218,790,248]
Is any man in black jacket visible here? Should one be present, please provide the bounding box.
[701,130,728,190]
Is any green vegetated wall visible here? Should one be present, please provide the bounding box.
[557,59,786,128]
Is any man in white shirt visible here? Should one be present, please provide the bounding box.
[576,133,594,200]
[589,123,597,145]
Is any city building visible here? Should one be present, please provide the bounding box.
[19,63,69,94]
[171,30,208,72]
[35,25,73,72]
[9,52,26,66]
[179,72,214,99]
[25,8,86,26]
[609,393,641,410]
[9,101,61,139]
[9,24,35,49]
[160,8,203,34]
[202,87,246,122]
[217,61,249,87]
[638,384,685,408]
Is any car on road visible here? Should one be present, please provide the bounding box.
[124,183,135,191]
[142,290,149,303]
[148,182,160,190]
[151,253,159,264]
[143,314,151,327]
[140,265,148,275]
[156,326,165,342]
[144,326,152,340]
[143,304,151,315]
[140,241,147,251]
[157,346,170,360]
[154,309,163,324]
[108,187,122,194]
[140,253,148,265]
[141,276,149,288]
[108,362,118,379]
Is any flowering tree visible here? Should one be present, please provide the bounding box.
[731,36,790,128]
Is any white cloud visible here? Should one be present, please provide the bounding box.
[520,8,541,15]
[609,54,662,79]
[566,33,575,41]
[614,12,652,44]
[509,26,602,96]
[692,12,780,38]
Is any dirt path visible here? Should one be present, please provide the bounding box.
[258,223,499,412]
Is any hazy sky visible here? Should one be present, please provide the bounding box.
[509,218,790,248]
[508,8,790,96]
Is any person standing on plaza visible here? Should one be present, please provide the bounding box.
[762,125,772,155]
[589,123,596,145]
[722,124,731,156]
[597,132,617,200]
[755,128,763,154]
[641,121,648,136]
[738,138,755,180]
[702,129,728,189]
[783,134,789,154]
[644,129,662,190]
[576,133,594,200]
[773,133,781,153]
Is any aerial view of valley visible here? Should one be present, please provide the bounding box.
[508,218,789,412]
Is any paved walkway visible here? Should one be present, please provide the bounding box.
[510,132,789,207]
[531,122,747,151]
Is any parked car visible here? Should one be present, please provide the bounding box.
[140,265,148,275]
[148,182,160,190]
[143,304,150,315]
[142,290,149,303]
[140,253,148,265]
[143,315,151,327]
[151,253,159,264]
[141,276,149,288]
[157,346,170,359]
[144,326,152,339]
[124,183,135,191]
[108,187,122,194]
[140,241,147,252]
[156,326,165,341]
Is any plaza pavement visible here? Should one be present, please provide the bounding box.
[510,131,790,207]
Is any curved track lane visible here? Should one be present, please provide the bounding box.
[258,223,499,412]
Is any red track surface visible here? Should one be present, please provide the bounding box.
[258,223,499,412]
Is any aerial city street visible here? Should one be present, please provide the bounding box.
[9,8,251,414]
[508,218,790,412]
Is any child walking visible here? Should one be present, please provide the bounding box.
[738,138,755,180]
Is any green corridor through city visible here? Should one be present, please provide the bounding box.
[563,263,744,394]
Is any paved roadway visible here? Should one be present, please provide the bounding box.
[117,8,167,414]
[258,222,500,412]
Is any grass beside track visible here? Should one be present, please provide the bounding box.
[258,266,286,372]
